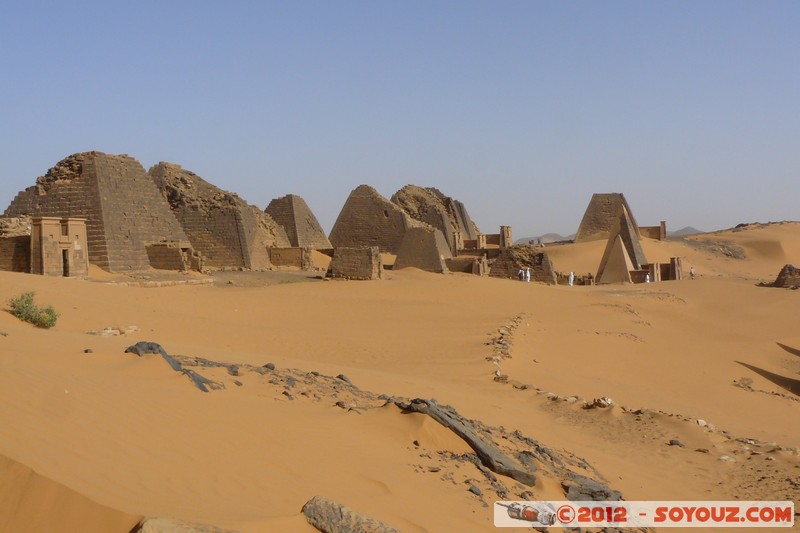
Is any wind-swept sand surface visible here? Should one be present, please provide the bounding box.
[0,222,798,531]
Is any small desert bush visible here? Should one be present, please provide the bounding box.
[7,291,59,328]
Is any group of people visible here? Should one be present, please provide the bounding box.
[517,267,531,282]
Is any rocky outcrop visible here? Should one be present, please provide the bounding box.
[150,162,290,269]
[774,264,800,289]
[301,496,400,533]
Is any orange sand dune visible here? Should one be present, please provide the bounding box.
[0,221,798,531]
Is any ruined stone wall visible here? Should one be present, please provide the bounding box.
[149,162,288,269]
[5,152,188,272]
[146,243,188,271]
[575,193,640,242]
[269,247,313,270]
[329,185,423,254]
[265,194,332,249]
[445,256,486,275]
[489,246,557,284]
[329,246,382,280]
[0,237,30,272]
[394,227,452,273]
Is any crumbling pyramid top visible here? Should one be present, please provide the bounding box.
[391,185,480,248]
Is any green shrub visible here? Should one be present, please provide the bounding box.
[7,291,59,328]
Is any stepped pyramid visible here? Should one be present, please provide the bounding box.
[265,194,332,249]
[149,162,290,269]
[329,185,426,254]
[4,152,188,272]
[391,185,479,251]
[595,205,648,283]
[575,193,640,242]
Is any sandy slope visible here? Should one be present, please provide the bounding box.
[0,222,798,531]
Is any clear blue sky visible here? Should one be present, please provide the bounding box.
[2,1,798,237]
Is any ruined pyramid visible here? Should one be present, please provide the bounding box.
[576,193,640,242]
[265,194,332,249]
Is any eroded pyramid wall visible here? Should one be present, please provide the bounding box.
[265,194,332,249]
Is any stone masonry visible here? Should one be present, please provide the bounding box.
[4,152,190,272]
[265,194,332,249]
[394,227,452,273]
[329,246,383,280]
[774,264,800,289]
[329,185,425,254]
[149,162,290,269]
[575,193,641,242]
[489,246,557,284]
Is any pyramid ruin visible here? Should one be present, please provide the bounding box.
[329,185,426,254]
[265,194,332,249]
[575,193,640,242]
[488,246,557,284]
[149,162,290,269]
[391,185,479,252]
[595,205,648,283]
[394,227,453,273]
[4,152,190,272]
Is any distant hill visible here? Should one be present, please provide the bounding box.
[668,226,703,237]
[514,233,575,245]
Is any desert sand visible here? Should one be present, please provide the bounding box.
[1,222,798,532]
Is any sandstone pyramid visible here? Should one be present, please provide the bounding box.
[596,236,635,284]
[595,205,648,283]
[575,193,640,242]
[394,227,453,273]
[265,194,332,249]
[391,185,479,251]
[329,185,426,254]
[149,162,290,269]
[488,245,557,284]
[4,152,189,272]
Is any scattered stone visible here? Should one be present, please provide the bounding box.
[263,363,276,371]
[719,455,736,462]
[582,397,614,409]
[301,495,399,533]
[83,348,93,354]
[282,391,294,401]
[233,380,243,387]
[696,419,707,427]
[427,466,441,473]
[695,448,710,454]
[135,517,239,532]
[125,342,168,357]
[468,485,482,496]
[336,374,352,385]
[413,440,420,447]
[668,439,685,448]
[562,474,622,501]
[0,332,8,337]
[227,365,239,376]
[285,376,296,388]
[395,398,537,486]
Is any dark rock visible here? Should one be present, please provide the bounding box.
[668,439,686,448]
[285,376,296,388]
[83,348,93,354]
[468,485,482,496]
[562,474,622,501]
[427,466,441,473]
[301,495,399,533]
[336,374,352,385]
[774,264,800,288]
[413,440,420,447]
[282,391,294,401]
[263,362,276,370]
[233,380,243,387]
[395,398,537,486]
[183,369,224,393]
[227,365,239,376]
[125,341,168,357]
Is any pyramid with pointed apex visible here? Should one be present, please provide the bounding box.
[576,193,640,242]
[265,194,332,249]
[596,205,648,283]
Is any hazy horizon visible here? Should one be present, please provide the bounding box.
[2,2,798,237]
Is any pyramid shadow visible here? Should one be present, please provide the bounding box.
[736,361,800,397]
[776,342,800,358]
